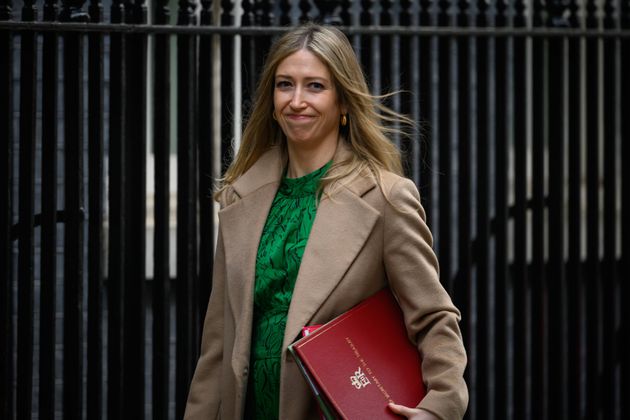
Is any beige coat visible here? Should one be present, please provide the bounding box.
[184,144,468,420]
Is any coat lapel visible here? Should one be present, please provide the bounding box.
[218,147,285,367]
[282,178,380,352]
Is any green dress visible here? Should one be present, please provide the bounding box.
[245,161,331,419]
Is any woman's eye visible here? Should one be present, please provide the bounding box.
[310,82,324,90]
[276,80,291,88]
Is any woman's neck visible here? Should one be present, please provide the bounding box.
[285,139,338,178]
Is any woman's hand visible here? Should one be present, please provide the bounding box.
[387,403,440,420]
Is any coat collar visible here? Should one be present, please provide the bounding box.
[219,140,381,364]
[230,145,287,199]
[229,141,377,200]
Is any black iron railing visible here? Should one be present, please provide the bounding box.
[1,0,629,419]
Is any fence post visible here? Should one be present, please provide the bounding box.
[152,0,172,419]
[17,0,38,417]
[531,0,549,417]
[585,0,603,417]
[175,0,199,416]
[107,0,127,417]
[474,1,491,418]
[601,1,620,417]
[566,0,584,417]
[512,0,530,418]
[197,0,214,352]
[493,0,510,416]
[621,1,630,415]
[122,0,148,417]
[0,0,13,418]
[39,0,60,418]
[86,1,104,419]
[547,0,570,417]
[59,1,89,419]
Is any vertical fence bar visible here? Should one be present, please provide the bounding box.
[298,0,310,22]
[259,1,274,28]
[107,1,126,418]
[361,0,383,95]
[359,0,375,89]
[60,1,88,418]
[219,0,233,173]
[17,0,37,417]
[175,0,198,416]
[244,0,272,123]
[241,0,256,119]
[531,1,548,417]
[512,1,529,418]
[494,0,509,416]
[621,3,630,416]
[455,1,472,408]
[341,0,351,25]
[585,1,602,417]
[198,0,214,334]
[123,0,148,417]
[417,0,431,214]
[474,1,491,418]
[0,2,13,418]
[602,3,618,419]
[313,0,344,24]
[436,0,453,294]
[39,0,59,418]
[253,0,272,94]
[621,19,630,420]
[152,1,171,419]
[279,0,291,25]
[387,0,401,148]
[369,0,381,95]
[547,2,569,418]
[566,2,584,417]
[379,0,393,140]
[87,0,104,418]
[399,0,419,182]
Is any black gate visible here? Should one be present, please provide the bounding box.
[1,0,629,419]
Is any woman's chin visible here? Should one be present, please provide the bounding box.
[286,135,316,147]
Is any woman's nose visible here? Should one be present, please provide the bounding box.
[290,87,306,108]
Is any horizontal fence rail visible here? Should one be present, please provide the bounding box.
[1,0,629,419]
[3,21,630,36]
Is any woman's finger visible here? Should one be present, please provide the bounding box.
[388,402,415,416]
[387,403,440,420]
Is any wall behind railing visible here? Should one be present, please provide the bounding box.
[1,0,629,419]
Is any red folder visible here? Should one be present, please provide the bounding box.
[288,288,426,419]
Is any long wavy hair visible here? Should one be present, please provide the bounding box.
[216,23,413,198]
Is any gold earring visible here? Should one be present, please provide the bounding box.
[341,114,347,126]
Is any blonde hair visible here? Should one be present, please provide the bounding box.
[216,23,413,199]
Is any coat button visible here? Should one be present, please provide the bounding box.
[243,366,249,377]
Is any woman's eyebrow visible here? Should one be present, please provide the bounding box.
[275,74,330,83]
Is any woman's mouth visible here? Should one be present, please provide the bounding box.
[286,114,314,121]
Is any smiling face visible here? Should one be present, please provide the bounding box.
[273,49,344,155]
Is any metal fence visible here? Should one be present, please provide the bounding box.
[1,0,629,419]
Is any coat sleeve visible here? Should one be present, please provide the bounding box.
[183,226,227,420]
[383,177,469,420]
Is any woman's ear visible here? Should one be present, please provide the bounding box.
[340,101,348,116]
[337,89,348,115]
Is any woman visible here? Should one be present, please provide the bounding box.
[185,23,468,420]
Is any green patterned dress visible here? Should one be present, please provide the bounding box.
[245,161,331,419]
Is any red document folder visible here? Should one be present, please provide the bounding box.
[288,288,426,419]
